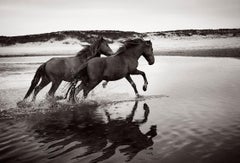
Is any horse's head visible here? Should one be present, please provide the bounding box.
[142,40,155,65]
[97,37,114,56]
[114,38,154,65]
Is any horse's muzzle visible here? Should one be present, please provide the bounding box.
[148,57,155,65]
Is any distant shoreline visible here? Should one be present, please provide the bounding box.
[1,47,239,58]
[0,53,71,58]
[154,48,240,58]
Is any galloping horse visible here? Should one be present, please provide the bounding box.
[69,38,154,102]
[23,37,113,101]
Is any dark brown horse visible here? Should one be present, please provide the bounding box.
[70,38,154,102]
[23,37,113,101]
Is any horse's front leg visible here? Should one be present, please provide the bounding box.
[130,69,148,91]
[125,74,140,97]
[73,83,84,101]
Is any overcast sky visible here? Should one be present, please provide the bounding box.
[0,0,240,36]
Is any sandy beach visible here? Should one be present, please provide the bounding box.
[0,55,240,163]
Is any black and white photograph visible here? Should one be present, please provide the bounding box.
[0,0,240,162]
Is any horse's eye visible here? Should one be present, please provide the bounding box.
[145,41,152,47]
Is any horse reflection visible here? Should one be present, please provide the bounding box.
[91,102,157,162]
[32,104,108,159]
[30,101,157,162]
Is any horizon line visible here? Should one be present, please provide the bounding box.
[1,27,240,37]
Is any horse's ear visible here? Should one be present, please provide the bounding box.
[98,36,104,41]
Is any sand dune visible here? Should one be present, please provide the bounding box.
[1,29,240,57]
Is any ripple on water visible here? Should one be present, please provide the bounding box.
[0,97,240,163]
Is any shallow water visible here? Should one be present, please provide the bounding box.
[0,56,240,163]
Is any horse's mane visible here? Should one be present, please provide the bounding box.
[76,38,102,59]
[115,38,144,55]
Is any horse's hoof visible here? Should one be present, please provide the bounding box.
[17,100,33,108]
[68,97,76,104]
[143,85,147,91]
[17,100,24,108]
[71,101,76,105]
[102,82,107,88]
[136,93,143,98]
[46,97,56,103]
[46,94,52,100]
[143,103,149,110]
[55,96,64,100]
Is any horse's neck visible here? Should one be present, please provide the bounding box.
[123,46,142,60]
[94,52,101,57]
[87,43,100,59]
[76,53,88,61]
[76,47,99,61]
[88,52,101,60]
[117,47,141,70]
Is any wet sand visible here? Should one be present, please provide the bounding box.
[0,56,240,163]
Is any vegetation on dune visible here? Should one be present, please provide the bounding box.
[0,29,240,46]
[149,29,240,37]
[0,30,141,46]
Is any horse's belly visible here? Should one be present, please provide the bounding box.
[103,70,126,81]
[103,75,123,81]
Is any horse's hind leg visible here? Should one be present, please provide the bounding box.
[83,81,100,98]
[32,76,50,101]
[69,83,83,103]
[48,80,62,99]
[65,80,77,99]
[74,83,84,97]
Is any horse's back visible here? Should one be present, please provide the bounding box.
[46,57,67,72]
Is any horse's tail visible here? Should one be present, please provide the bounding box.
[24,63,47,99]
